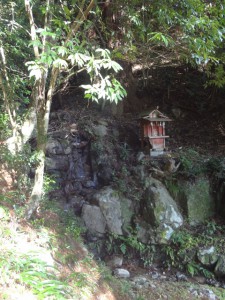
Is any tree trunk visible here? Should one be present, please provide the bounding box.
[5,106,37,152]
[25,67,59,219]
[25,111,46,219]
[25,0,95,219]
[0,45,20,151]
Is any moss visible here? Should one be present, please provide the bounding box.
[176,177,214,224]
[120,198,133,233]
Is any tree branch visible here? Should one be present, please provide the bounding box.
[24,0,40,59]
[66,0,95,42]
[0,44,17,130]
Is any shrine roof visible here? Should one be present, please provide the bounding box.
[139,108,172,121]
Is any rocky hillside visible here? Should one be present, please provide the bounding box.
[0,151,225,300]
[1,64,225,299]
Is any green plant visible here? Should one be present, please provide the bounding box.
[0,251,72,299]
[109,229,146,257]
[67,272,89,288]
[31,218,45,229]
[118,143,130,161]
[120,243,127,255]
[0,112,10,138]
[186,262,213,278]
[165,179,181,199]
[163,225,222,278]
[179,148,207,177]
[0,193,14,205]
[98,263,134,298]
[43,175,57,195]
[0,144,32,198]
[163,244,176,267]
[40,198,85,240]
[62,211,86,240]
[105,229,155,267]
[119,279,132,295]
[171,230,198,249]
[206,157,223,174]
[204,220,224,236]
[115,178,128,194]
[20,257,71,299]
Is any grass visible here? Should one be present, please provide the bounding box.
[0,195,134,300]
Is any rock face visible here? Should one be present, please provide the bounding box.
[82,187,133,236]
[46,156,69,171]
[82,178,183,244]
[44,124,95,213]
[44,110,223,281]
[177,178,214,225]
[82,204,106,237]
[44,116,136,239]
[140,177,183,242]
[94,187,123,235]
[46,138,64,155]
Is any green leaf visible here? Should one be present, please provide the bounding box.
[95,48,110,59]
[120,243,127,255]
[57,46,68,57]
[63,6,71,19]
[29,68,42,80]
[28,40,42,48]
[53,58,68,69]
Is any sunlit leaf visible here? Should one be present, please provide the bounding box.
[53,58,68,69]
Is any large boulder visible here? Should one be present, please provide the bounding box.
[177,177,215,225]
[45,155,69,171]
[46,139,64,155]
[82,204,106,237]
[142,177,183,242]
[91,187,134,235]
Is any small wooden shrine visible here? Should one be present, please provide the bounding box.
[140,108,172,156]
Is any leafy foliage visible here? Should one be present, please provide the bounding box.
[0,112,10,138]
[0,143,31,194]
[105,229,155,267]
[99,0,225,86]
[20,256,71,299]
[179,148,207,177]
[163,223,225,278]
[178,148,225,178]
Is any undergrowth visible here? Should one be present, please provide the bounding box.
[0,251,71,300]
[178,147,225,178]
[105,229,156,268]
[0,194,134,300]
[163,222,225,278]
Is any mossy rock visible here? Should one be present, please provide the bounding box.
[197,246,218,267]
[141,177,183,242]
[177,177,215,225]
